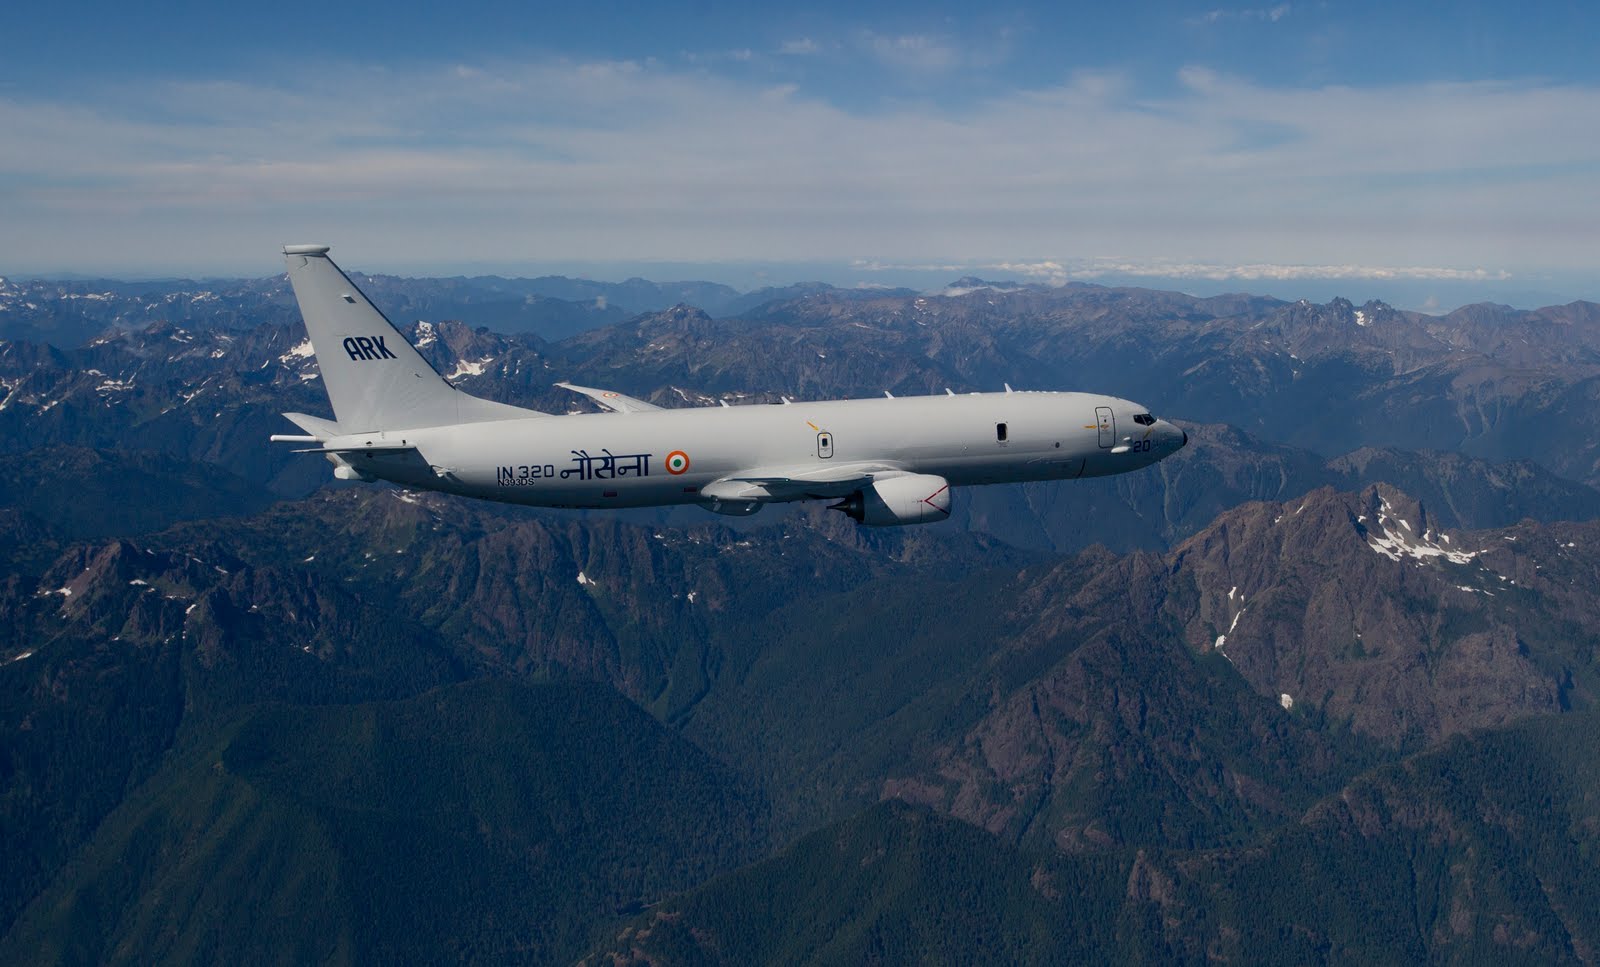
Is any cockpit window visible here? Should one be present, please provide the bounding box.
[1133,413,1156,426]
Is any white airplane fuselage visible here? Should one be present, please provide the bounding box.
[277,244,1187,525]
[333,390,1179,509]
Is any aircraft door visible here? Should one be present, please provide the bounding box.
[1095,406,1115,448]
[818,431,834,459]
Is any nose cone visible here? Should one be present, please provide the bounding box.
[1157,421,1187,457]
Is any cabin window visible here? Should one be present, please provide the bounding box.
[996,422,1008,442]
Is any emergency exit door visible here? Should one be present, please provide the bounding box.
[1095,406,1115,448]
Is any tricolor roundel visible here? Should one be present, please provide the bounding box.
[665,450,691,475]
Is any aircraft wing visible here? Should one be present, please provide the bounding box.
[555,382,663,414]
[700,462,904,502]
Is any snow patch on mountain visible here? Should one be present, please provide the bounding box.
[1366,495,1477,565]
[280,339,315,363]
[446,356,493,380]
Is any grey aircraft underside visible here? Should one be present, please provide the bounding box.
[272,245,1187,526]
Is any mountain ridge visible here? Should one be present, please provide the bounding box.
[7,271,1600,961]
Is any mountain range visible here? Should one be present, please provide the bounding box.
[4,273,1600,963]
[0,271,920,349]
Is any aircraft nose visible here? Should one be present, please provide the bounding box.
[1181,429,1188,448]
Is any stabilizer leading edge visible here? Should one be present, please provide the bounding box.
[282,245,543,431]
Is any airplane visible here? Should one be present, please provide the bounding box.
[272,245,1188,526]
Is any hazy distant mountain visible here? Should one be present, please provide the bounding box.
[0,274,300,347]
[551,288,1600,488]
[716,281,922,318]
[5,310,1598,556]
[0,273,657,347]
[8,283,1600,530]
[11,270,1600,487]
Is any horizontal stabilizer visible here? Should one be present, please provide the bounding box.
[275,413,420,455]
[292,431,421,454]
[293,444,417,455]
[281,411,343,439]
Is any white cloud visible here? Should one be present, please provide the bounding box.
[0,59,1597,277]
[857,32,962,72]
[1192,4,1293,26]
[854,258,1508,285]
[1069,260,1512,282]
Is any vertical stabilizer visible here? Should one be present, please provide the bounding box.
[282,245,541,430]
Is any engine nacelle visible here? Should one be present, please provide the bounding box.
[830,473,952,526]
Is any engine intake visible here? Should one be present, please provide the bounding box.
[830,474,952,526]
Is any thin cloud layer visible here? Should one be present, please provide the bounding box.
[1191,5,1293,26]
[1,56,1596,276]
[856,259,1510,285]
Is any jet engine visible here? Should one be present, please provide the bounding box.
[830,473,952,526]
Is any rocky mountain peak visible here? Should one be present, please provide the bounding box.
[1538,299,1600,326]
[942,277,1027,296]
[1170,485,1562,743]
[26,539,205,645]
[652,304,715,328]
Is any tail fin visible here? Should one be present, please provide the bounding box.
[282,244,542,431]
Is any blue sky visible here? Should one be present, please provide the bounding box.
[3,1,1598,306]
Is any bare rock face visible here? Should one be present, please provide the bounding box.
[888,484,1596,855]
[1170,484,1564,744]
[885,544,1354,853]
